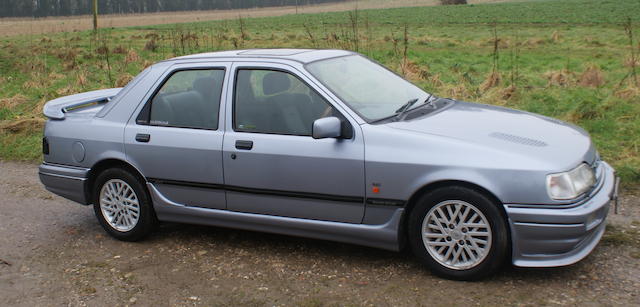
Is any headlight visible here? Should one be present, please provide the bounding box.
[546,163,596,200]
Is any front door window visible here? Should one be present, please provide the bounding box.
[234,69,334,136]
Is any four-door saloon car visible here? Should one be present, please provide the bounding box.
[39,49,618,280]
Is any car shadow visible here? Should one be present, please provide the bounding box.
[146,221,594,283]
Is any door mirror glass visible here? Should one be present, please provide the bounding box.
[312,117,342,139]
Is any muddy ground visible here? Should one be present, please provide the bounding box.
[0,161,639,306]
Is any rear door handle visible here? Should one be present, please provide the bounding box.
[235,140,253,150]
[135,133,151,143]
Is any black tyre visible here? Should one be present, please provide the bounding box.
[408,186,509,280]
[92,168,157,241]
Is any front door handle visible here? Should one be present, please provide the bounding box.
[135,133,151,143]
[235,140,253,150]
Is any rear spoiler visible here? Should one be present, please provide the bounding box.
[43,88,122,119]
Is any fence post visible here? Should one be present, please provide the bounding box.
[93,0,98,31]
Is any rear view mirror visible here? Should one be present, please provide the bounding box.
[312,117,342,139]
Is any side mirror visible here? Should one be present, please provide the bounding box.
[312,116,342,139]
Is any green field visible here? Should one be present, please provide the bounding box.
[1,0,639,185]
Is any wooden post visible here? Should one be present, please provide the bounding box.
[92,0,98,31]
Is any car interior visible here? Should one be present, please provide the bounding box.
[235,70,332,136]
[150,72,223,129]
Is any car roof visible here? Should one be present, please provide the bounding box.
[167,49,355,64]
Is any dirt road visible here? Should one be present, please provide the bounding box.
[0,161,639,306]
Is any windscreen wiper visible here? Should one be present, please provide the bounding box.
[394,98,419,121]
[424,93,436,108]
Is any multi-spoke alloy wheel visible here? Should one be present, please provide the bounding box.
[408,186,508,280]
[93,168,157,241]
[421,200,492,270]
[99,179,140,232]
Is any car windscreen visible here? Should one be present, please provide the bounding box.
[306,55,430,122]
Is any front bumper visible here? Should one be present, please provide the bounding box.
[504,161,617,267]
[39,162,90,205]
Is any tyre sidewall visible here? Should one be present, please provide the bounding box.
[408,186,509,280]
[92,168,155,241]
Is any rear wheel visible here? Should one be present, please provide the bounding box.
[92,168,156,241]
[408,186,508,280]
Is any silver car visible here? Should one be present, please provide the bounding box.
[39,49,618,280]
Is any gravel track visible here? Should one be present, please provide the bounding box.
[0,161,638,306]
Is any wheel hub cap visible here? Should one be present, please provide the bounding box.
[421,200,492,270]
[99,179,140,232]
[450,230,463,241]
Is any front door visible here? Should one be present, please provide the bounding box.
[125,63,229,209]
[222,63,365,223]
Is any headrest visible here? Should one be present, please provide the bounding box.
[193,77,216,97]
[262,72,290,95]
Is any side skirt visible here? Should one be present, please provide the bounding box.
[148,183,403,251]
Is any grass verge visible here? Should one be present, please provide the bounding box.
[0,0,638,185]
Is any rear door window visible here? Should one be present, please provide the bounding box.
[149,69,225,130]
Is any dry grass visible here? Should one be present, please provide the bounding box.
[55,48,78,62]
[615,85,640,99]
[112,45,127,54]
[480,71,502,91]
[623,56,640,68]
[125,50,140,64]
[115,74,133,87]
[524,37,547,47]
[544,69,575,87]
[95,46,109,55]
[429,73,445,88]
[56,85,77,96]
[22,80,40,90]
[484,37,510,49]
[0,118,45,134]
[501,84,517,100]
[144,39,158,52]
[579,65,605,87]
[446,84,472,99]
[0,94,28,109]
[400,60,428,81]
[76,70,88,88]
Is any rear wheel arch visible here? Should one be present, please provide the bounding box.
[85,159,147,205]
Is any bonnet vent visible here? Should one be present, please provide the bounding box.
[489,132,547,147]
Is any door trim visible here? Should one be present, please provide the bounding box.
[147,177,406,207]
[148,177,363,204]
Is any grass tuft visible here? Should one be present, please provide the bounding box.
[578,65,605,88]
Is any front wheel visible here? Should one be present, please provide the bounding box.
[92,168,157,241]
[408,186,509,280]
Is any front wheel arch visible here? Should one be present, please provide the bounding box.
[399,180,511,255]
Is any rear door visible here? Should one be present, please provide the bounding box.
[222,62,366,223]
[124,62,230,209]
